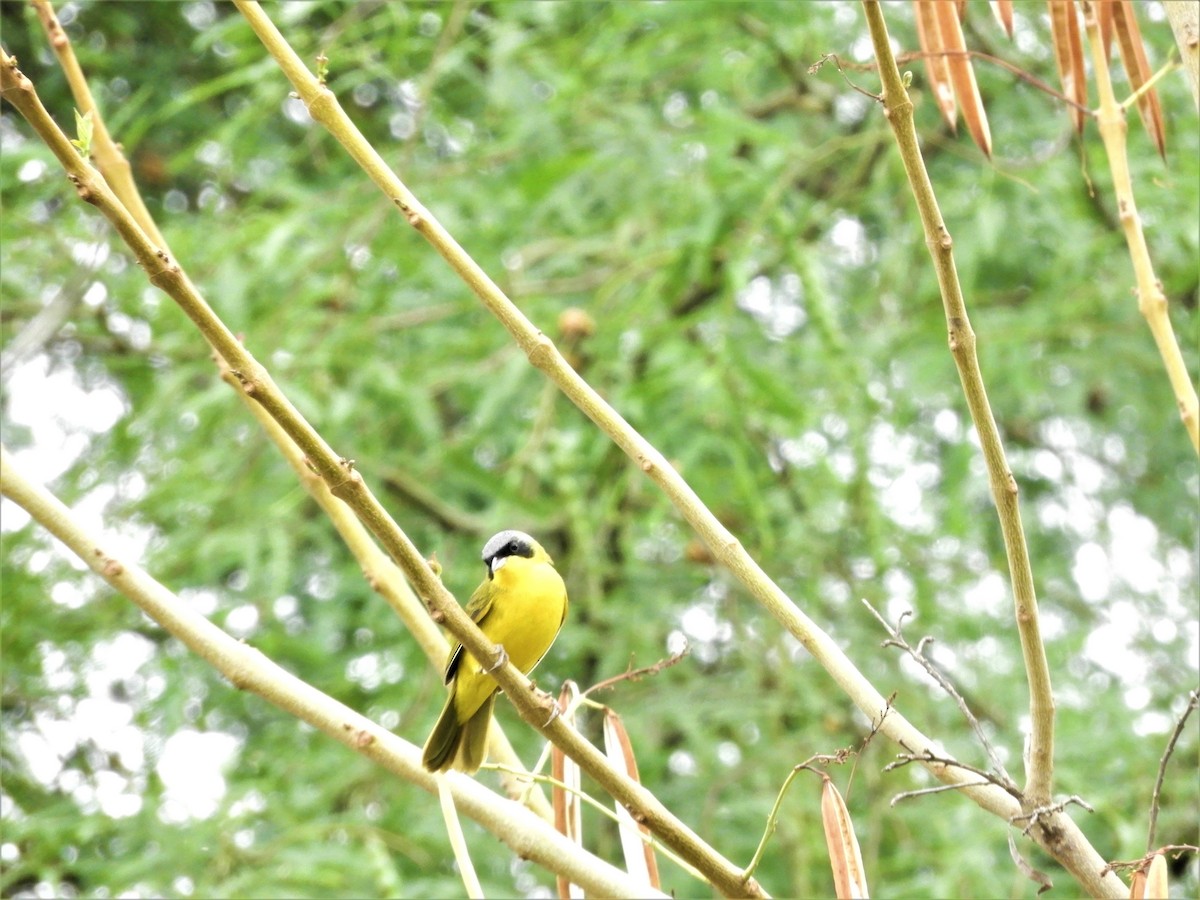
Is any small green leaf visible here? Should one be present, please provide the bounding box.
[70,108,94,156]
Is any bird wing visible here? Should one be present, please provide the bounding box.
[443,579,496,684]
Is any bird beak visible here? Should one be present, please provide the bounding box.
[490,556,509,576]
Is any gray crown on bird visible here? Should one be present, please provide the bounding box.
[482,529,536,576]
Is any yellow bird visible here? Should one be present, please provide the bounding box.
[422,530,568,773]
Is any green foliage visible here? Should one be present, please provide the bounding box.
[2,1,1197,897]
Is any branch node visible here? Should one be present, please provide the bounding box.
[394,197,423,228]
[68,173,94,203]
[524,331,557,370]
[327,464,363,498]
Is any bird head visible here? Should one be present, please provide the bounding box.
[481,529,551,578]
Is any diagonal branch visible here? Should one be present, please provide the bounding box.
[1080,0,1199,454]
[24,0,547,814]
[0,48,760,899]
[29,0,168,252]
[230,0,1031,834]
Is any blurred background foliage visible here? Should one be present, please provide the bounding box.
[1,1,1196,897]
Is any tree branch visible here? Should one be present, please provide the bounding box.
[0,47,759,899]
[861,0,1055,805]
[22,0,552,815]
[231,0,1032,839]
[1079,0,1199,453]
[29,0,168,252]
[860,2,1121,896]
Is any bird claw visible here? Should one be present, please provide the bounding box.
[541,703,561,728]
[485,644,509,674]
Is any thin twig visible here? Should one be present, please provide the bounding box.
[1011,795,1095,837]
[1102,844,1200,877]
[845,693,894,797]
[886,751,1021,801]
[864,600,1015,788]
[1120,56,1181,114]
[746,701,893,881]
[1146,689,1199,851]
[891,780,994,805]
[898,48,1094,117]
[743,751,855,881]
[809,47,1095,116]
[582,645,692,697]
[435,775,484,899]
[807,53,882,100]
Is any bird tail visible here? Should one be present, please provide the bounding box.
[422,692,461,772]
[421,692,496,774]
[457,694,496,774]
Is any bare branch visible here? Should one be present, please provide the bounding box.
[1103,844,1200,877]
[1147,689,1199,851]
[230,0,1037,854]
[886,751,1020,801]
[582,645,692,698]
[890,779,994,805]
[861,0,1057,820]
[864,599,1015,788]
[1011,795,1095,837]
